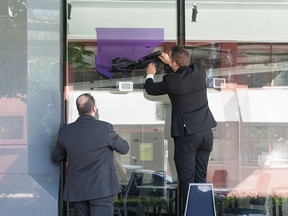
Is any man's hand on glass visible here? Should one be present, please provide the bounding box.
[146,63,157,75]
[158,52,171,66]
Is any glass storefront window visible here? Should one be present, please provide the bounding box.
[65,3,288,216]
[65,40,288,214]
[67,2,288,214]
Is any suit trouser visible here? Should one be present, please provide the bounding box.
[72,195,114,216]
[173,129,213,210]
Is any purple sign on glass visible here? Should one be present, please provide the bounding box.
[96,28,164,79]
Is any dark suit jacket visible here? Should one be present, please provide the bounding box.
[145,63,217,137]
[52,115,129,202]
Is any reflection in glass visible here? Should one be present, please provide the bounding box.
[0,0,61,215]
[67,38,288,215]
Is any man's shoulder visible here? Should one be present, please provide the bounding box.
[163,73,175,80]
[61,117,108,127]
[59,118,112,134]
[191,62,205,72]
[59,121,77,131]
[95,119,111,127]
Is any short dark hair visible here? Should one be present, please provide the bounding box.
[170,45,190,67]
[76,93,95,115]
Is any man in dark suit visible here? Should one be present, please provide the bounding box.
[145,45,217,211]
[52,93,129,216]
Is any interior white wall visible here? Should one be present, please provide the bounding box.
[68,5,288,42]
[66,88,288,125]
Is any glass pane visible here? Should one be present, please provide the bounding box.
[66,2,288,215]
[66,42,288,215]
[0,0,60,215]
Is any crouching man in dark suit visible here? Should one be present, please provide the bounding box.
[144,45,217,212]
[52,93,129,216]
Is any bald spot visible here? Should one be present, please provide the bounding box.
[77,94,89,108]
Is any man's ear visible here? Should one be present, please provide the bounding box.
[171,61,179,71]
[92,105,97,113]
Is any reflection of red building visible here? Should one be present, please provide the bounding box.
[228,167,288,198]
[0,97,27,181]
[0,97,27,145]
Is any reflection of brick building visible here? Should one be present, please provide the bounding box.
[0,98,27,145]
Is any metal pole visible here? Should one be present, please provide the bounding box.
[60,0,68,215]
[176,2,186,214]
[177,0,186,45]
